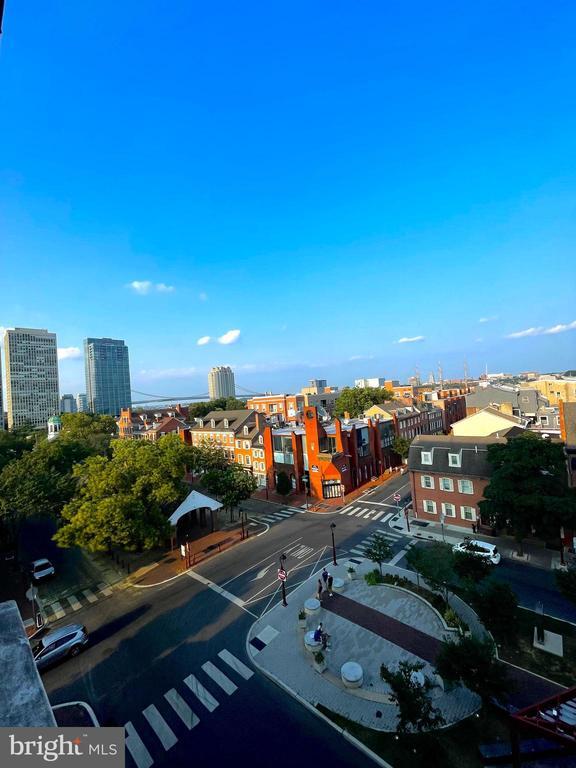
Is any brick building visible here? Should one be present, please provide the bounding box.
[263,406,400,500]
[364,401,444,440]
[408,434,505,531]
[246,394,305,424]
[560,400,576,488]
[118,406,189,440]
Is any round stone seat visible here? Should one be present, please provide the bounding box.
[304,597,320,615]
[332,577,345,593]
[304,631,322,652]
[341,661,363,688]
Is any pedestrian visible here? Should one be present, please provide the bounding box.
[321,630,329,650]
[322,567,329,586]
[314,622,323,642]
[316,578,323,601]
[472,523,477,535]
[327,573,334,597]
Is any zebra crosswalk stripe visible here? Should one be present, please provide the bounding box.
[125,721,153,768]
[347,507,361,516]
[217,649,254,680]
[51,601,66,620]
[201,662,238,695]
[66,595,82,611]
[183,674,219,712]
[142,704,177,750]
[350,549,365,556]
[372,509,387,521]
[82,589,98,603]
[164,688,199,730]
[98,582,113,596]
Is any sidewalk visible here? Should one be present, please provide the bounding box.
[391,512,562,570]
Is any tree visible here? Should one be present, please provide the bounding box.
[472,582,518,642]
[556,566,576,606]
[364,533,392,575]
[453,551,492,588]
[393,436,411,461]
[54,435,196,551]
[202,464,258,522]
[186,398,247,419]
[436,636,509,703]
[195,442,228,473]
[479,432,576,556]
[334,387,394,418]
[406,542,456,595]
[0,429,34,473]
[276,471,292,496]
[380,660,445,733]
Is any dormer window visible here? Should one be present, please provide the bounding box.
[243,425,249,436]
[448,452,461,468]
[224,419,229,428]
[198,419,204,428]
[258,435,264,445]
[210,419,216,428]
[421,451,433,465]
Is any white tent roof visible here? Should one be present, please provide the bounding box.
[168,490,223,526]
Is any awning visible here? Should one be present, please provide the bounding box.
[168,490,223,526]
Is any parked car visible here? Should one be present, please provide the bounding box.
[29,558,55,581]
[453,539,501,565]
[32,624,89,670]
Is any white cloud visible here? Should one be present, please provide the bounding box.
[396,336,425,344]
[129,280,153,295]
[199,292,208,302]
[196,336,211,346]
[128,280,175,294]
[479,316,498,323]
[58,347,82,361]
[506,320,576,339]
[543,320,576,335]
[218,329,241,345]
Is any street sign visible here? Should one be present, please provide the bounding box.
[393,493,401,502]
[277,568,287,581]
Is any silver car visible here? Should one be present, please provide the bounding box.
[30,558,55,581]
[33,624,89,670]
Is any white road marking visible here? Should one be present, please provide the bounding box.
[51,601,66,619]
[350,549,365,556]
[257,625,279,645]
[260,516,278,522]
[379,512,394,524]
[164,688,199,730]
[378,529,403,538]
[66,595,82,611]
[389,548,409,567]
[186,571,258,618]
[362,509,376,518]
[82,589,98,603]
[372,510,387,521]
[275,511,294,517]
[98,582,113,596]
[125,722,153,768]
[201,662,237,695]
[142,704,177,750]
[347,507,361,516]
[218,649,254,680]
[184,674,219,712]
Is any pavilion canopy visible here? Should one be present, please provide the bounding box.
[168,490,223,527]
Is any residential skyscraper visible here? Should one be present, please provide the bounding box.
[0,350,4,430]
[3,327,59,429]
[84,338,131,416]
[75,393,88,412]
[208,366,235,400]
[60,394,77,413]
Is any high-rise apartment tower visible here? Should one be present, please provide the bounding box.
[208,366,235,400]
[3,327,59,429]
[84,338,131,416]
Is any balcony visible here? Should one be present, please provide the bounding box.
[273,451,294,465]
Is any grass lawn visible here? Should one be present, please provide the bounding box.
[497,608,576,687]
[317,703,511,768]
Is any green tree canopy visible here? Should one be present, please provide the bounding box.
[187,398,247,419]
[393,436,411,460]
[453,551,492,588]
[201,464,257,521]
[194,442,229,473]
[380,660,445,733]
[556,566,576,606]
[472,582,518,642]
[479,433,576,555]
[406,542,456,592]
[334,387,394,418]
[364,533,392,575]
[436,636,508,703]
[0,429,34,473]
[53,435,196,552]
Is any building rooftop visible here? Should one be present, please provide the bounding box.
[0,601,56,727]
[409,434,506,476]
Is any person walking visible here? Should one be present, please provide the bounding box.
[327,573,334,597]
[322,567,329,586]
[316,578,323,602]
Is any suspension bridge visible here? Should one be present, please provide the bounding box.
[130,384,264,406]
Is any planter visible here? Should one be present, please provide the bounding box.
[313,660,327,673]
[298,618,307,629]
[347,570,356,581]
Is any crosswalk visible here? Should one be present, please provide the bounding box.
[338,506,396,523]
[125,649,254,768]
[40,582,117,624]
[256,507,301,526]
[348,528,406,558]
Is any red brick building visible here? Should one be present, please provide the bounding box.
[118,406,189,440]
[246,394,305,424]
[263,406,400,500]
[408,434,505,530]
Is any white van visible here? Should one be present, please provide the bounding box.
[453,539,501,565]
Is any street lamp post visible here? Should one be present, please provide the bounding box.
[279,553,287,606]
[330,523,338,566]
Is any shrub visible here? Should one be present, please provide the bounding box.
[365,568,384,585]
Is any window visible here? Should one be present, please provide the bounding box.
[420,475,434,489]
[440,477,453,492]
[458,479,474,494]
[540,416,549,426]
[243,425,249,435]
[210,419,215,428]
[238,455,244,465]
[421,451,432,465]
[258,435,264,445]
[423,500,437,515]
[224,419,229,428]
[243,441,250,449]
[235,440,241,448]
[448,453,461,467]
[245,456,251,466]
[460,505,476,521]
[441,502,456,517]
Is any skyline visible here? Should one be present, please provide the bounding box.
[1,2,575,397]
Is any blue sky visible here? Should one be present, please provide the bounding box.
[1,1,575,399]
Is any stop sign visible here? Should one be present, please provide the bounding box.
[278,569,287,581]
